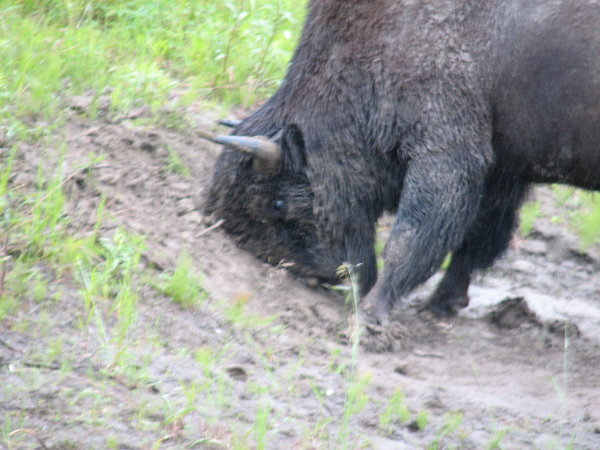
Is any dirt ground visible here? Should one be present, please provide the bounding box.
[1,101,600,449]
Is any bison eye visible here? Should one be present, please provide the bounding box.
[269,199,287,219]
[273,199,286,212]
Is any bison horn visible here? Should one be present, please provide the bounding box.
[215,135,281,175]
[217,119,242,128]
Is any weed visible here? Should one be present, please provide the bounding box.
[74,227,146,366]
[106,436,120,449]
[520,200,541,237]
[551,185,575,207]
[379,389,411,432]
[416,410,429,431]
[253,403,271,450]
[574,193,600,249]
[338,373,372,447]
[338,263,363,369]
[0,0,307,137]
[31,271,48,302]
[1,414,25,448]
[541,187,600,249]
[223,296,276,329]
[157,252,206,307]
[429,412,465,450]
[327,348,349,376]
[166,145,190,176]
[334,263,374,448]
[47,337,64,362]
[172,380,204,424]
[195,347,217,376]
[374,238,386,271]
[441,252,452,270]
[0,294,16,321]
[487,428,510,449]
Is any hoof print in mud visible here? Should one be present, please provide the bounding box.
[546,319,581,339]
[225,366,249,382]
[487,297,539,329]
[360,321,408,354]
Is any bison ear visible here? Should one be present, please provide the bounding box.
[281,124,307,173]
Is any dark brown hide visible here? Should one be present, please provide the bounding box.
[206,0,600,319]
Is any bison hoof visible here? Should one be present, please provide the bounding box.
[360,304,390,327]
[361,320,407,353]
[425,293,469,318]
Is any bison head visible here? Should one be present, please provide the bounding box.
[205,122,378,293]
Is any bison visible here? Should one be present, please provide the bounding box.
[205,0,600,321]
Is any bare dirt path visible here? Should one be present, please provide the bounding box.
[1,109,599,448]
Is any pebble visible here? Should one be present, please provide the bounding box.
[185,211,204,225]
[512,259,538,274]
[520,239,548,255]
[176,198,195,215]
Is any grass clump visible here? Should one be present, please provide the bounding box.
[574,193,600,249]
[166,145,191,176]
[416,410,429,431]
[76,226,146,366]
[253,403,272,450]
[158,253,206,307]
[0,0,307,139]
[519,200,541,237]
[0,147,146,364]
[429,412,465,450]
[379,389,411,433]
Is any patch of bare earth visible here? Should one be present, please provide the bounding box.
[1,104,599,448]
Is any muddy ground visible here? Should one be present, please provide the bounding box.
[1,102,600,449]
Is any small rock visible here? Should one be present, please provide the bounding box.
[68,94,93,112]
[172,181,192,192]
[520,239,548,255]
[185,211,204,225]
[177,198,195,215]
[306,277,319,287]
[179,231,195,242]
[84,126,101,137]
[127,105,152,120]
[512,259,537,274]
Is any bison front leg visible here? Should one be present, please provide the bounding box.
[427,172,526,316]
[374,145,491,322]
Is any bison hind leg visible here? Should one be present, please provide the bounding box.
[426,174,527,317]
[426,256,471,317]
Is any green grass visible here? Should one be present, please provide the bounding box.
[0,6,306,443]
[166,145,191,176]
[519,200,541,237]
[0,2,373,445]
[0,0,306,140]
[429,412,465,450]
[157,252,206,307]
[521,187,600,249]
[573,192,600,249]
[0,146,146,366]
[379,389,411,432]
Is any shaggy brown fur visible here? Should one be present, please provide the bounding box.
[206,0,600,320]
